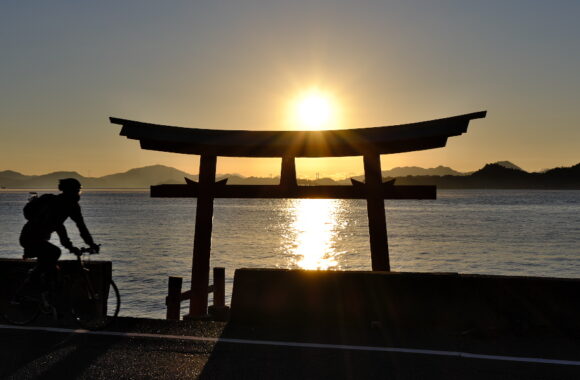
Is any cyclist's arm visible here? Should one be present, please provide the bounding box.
[55,225,74,251]
[69,204,96,247]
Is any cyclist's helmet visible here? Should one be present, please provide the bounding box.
[58,178,82,193]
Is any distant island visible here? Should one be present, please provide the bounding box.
[1,161,579,189]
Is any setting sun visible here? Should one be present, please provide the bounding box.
[292,90,337,130]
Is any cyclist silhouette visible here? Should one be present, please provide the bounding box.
[19,178,99,285]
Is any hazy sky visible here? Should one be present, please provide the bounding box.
[1,0,578,178]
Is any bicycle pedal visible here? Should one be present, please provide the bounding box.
[40,293,53,309]
[9,298,21,306]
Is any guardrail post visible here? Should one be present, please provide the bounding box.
[213,267,225,308]
[166,276,183,320]
[208,267,229,320]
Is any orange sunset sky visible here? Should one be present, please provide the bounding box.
[1,1,578,179]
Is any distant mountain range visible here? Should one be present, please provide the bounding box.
[0,166,194,189]
[381,165,466,177]
[1,161,578,189]
[381,163,580,189]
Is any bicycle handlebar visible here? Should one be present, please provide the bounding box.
[76,245,100,256]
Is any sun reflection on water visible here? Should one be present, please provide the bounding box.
[286,199,341,270]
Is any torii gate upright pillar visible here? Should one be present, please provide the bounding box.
[189,154,217,317]
[364,153,390,271]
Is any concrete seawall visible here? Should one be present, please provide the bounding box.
[230,269,580,334]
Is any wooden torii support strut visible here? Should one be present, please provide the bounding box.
[111,110,486,317]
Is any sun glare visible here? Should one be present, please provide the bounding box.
[293,90,336,130]
[288,199,340,270]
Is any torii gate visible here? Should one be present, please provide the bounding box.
[110,111,486,317]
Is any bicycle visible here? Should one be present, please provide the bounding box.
[1,246,120,330]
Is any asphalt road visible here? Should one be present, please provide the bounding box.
[0,318,579,379]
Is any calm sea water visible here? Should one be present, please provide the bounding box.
[1,190,579,319]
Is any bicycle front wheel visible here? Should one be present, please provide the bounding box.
[71,279,120,330]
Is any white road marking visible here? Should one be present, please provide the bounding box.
[0,324,578,366]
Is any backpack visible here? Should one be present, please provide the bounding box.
[23,193,55,221]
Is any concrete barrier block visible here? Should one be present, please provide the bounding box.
[230,268,580,333]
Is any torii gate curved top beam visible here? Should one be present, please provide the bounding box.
[110,111,486,158]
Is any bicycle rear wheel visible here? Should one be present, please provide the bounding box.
[1,278,41,325]
[71,279,120,330]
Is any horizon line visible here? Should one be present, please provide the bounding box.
[4,160,577,179]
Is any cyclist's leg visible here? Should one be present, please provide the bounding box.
[2,241,46,324]
[15,242,44,299]
[35,242,61,309]
[22,241,59,283]
[36,241,61,278]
